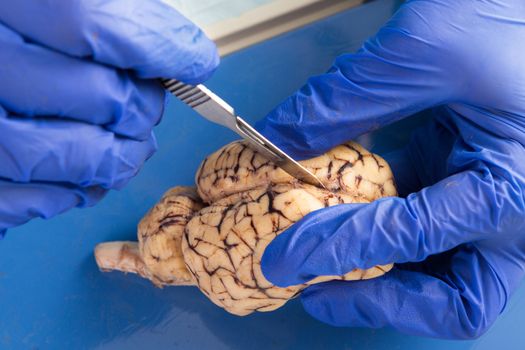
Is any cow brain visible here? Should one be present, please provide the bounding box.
[95,140,397,316]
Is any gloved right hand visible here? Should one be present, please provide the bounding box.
[257,0,525,339]
[0,0,219,237]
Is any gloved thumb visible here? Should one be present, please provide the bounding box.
[256,1,463,159]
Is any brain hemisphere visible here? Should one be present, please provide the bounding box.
[95,140,397,316]
[197,141,396,203]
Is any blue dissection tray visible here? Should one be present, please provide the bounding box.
[1,1,524,349]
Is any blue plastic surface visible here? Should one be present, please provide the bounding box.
[1,1,524,349]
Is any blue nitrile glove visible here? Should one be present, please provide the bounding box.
[0,0,219,237]
[257,0,525,339]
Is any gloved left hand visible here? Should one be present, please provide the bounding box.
[257,0,525,339]
[0,0,219,236]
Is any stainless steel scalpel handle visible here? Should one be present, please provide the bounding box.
[162,78,326,189]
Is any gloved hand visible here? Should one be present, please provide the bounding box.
[257,0,525,339]
[0,0,219,237]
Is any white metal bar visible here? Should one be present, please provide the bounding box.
[202,0,365,56]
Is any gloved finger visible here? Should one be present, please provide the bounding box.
[256,1,465,159]
[0,0,219,82]
[0,180,107,237]
[300,243,523,339]
[0,23,163,141]
[262,162,525,286]
[382,112,458,197]
[0,113,157,189]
